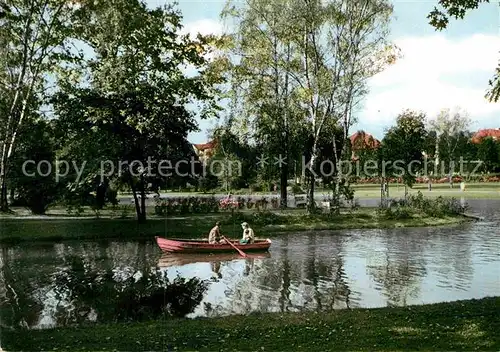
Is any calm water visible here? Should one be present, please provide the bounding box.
[1,200,499,329]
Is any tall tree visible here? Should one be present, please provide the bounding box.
[220,0,306,208]
[427,107,471,187]
[0,0,79,211]
[292,0,396,211]
[52,0,221,223]
[381,109,428,198]
[220,0,396,212]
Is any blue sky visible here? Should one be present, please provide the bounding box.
[148,0,500,143]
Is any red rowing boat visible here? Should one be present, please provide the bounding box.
[155,236,272,253]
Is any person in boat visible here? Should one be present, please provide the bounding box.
[240,222,254,244]
[208,221,226,244]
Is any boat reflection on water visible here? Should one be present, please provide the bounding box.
[156,252,271,269]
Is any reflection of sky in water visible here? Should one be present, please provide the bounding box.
[1,200,499,328]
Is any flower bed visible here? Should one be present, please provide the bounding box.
[351,174,500,184]
[154,195,219,215]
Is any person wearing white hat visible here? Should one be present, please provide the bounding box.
[240,222,255,244]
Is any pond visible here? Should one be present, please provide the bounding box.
[1,200,499,329]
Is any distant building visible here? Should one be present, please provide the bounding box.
[471,128,500,144]
[192,140,216,164]
[349,130,380,161]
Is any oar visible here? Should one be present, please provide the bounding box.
[222,235,247,258]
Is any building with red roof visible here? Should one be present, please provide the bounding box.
[349,131,380,160]
[471,128,500,144]
[192,140,216,163]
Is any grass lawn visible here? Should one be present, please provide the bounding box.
[2,296,499,351]
[116,182,500,199]
[350,183,500,199]
[0,207,473,244]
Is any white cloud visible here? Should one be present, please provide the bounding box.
[180,19,224,39]
[362,33,500,125]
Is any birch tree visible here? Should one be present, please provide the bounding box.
[290,0,396,211]
[428,107,472,187]
[220,0,305,208]
[220,0,397,212]
[0,0,78,211]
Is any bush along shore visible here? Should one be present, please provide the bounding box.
[2,297,499,351]
[0,194,474,244]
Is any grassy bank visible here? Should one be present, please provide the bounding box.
[0,208,472,244]
[2,297,499,351]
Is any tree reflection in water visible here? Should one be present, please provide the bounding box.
[366,230,427,306]
[211,261,222,279]
[2,215,493,328]
[52,256,208,325]
[201,233,353,316]
[243,258,254,276]
[0,246,209,329]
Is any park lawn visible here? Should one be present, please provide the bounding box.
[0,207,472,244]
[351,183,500,199]
[2,296,499,351]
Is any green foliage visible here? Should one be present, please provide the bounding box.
[8,119,60,214]
[406,191,468,217]
[3,297,500,351]
[49,0,221,222]
[380,110,428,187]
[211,129,258,188]
[291,184,304,194]
[250,183,263,192]
[377,206,413,220]
[377,191,467,219]
[198,175,219,193]
[477,137,500,173]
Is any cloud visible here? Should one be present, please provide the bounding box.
[360,33,500,127]
[180,19,224,39]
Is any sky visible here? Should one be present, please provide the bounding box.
[147,0,500,143]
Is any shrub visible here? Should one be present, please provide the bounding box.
[237,197,246,209]
[246,197,254,209]
[255,197,269,211]
[219,196,239,211]
[406,191,467,217]
[291,184,304,194]
[250,183,263,192]
[377,206,413,220]
[154,196,221,215]
[198,176,218,193]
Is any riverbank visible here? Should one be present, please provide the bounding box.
[2,296,498,351]
[0,208,473,244]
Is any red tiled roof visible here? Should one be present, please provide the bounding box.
[349,131,380,150]
[193,141,216,151]
[471,129,500,144]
